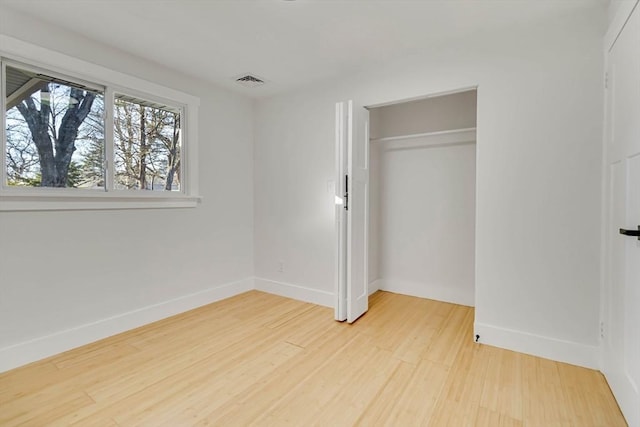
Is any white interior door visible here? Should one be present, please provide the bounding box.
[603,4,640,425]
[335,100,369,323]
[334,101,348,321]
[346,100,369,323]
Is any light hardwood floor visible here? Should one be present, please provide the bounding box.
[0,291,626,426]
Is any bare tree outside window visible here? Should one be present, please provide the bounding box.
[5,65,104,188]
[113,95,181,191]
[4,65,182,193]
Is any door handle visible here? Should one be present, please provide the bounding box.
[619,226,640,240]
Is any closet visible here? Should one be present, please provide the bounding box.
[368,90,477,306]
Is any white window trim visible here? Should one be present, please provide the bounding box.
[0,34,201,211]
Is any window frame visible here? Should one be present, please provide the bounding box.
[108,89,186,193]
[2,59,108,192]
[0,34,201,211]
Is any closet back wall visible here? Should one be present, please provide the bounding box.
[369,92,477,306]
[369,90,477,139]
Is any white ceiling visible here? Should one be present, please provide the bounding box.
[0,0,607,98]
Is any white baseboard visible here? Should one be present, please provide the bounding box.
[0,277,253,373]
[0,275,603,379]
[378,278,474,307]
[254,277,333,307]
[369,279,382,295]
[602,367,639,427]
[474,322,599,370]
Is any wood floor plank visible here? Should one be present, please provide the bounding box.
[380,359,450,425]
[194,326,362,425]
[112,341,303,426]
[0,361,60,400]
[0,391,95,427]
[0,290,627,426]
[277,350,394,425]
[354,361,417,426]
[479,347,524,421]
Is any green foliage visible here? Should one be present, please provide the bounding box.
[66,161,84,187]
[7,174,41,187]
[6,161,84,187]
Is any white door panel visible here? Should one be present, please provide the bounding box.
[346,101,369,323]
[604,4,640,425]
[335,100,370,323]
[624,155,640,391]
[335,101,348,321]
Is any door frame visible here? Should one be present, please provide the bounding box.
[335,85,480,321]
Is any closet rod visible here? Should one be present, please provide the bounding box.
[370,127,476,143]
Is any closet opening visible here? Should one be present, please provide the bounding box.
[367,88,477,307]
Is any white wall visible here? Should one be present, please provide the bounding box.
[254,7,606,368]
[370,92,477,306]
[608,0,634,24]
[369,90,477,139]
[378,141,476,306]
[251,91,336,306]
[0,8,254,371]
[368,141,382,286]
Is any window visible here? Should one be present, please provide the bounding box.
[113,95,181,192]
[5,64,106,189]
[0,36,200,211]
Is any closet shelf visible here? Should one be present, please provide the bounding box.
[370,127,476,143]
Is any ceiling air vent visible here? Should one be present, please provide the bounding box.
[235,74,266,88]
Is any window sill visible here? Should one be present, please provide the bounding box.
[0,191,203,211]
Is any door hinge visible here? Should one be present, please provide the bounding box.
[605,72,609,90]
[344,174,349,211]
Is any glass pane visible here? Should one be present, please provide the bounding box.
[4,65,105,188]
[113,95,181,191]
